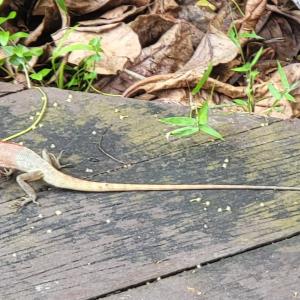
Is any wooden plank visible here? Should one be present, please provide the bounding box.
[0,83,278,203]
[0,84,299,299]
[0,82,24,94]
[106,235,300,300]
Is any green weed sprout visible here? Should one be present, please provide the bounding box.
[160,64,224,140]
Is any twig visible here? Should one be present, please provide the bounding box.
[90,85,121,97]
[96,127,126,164]
[123,69,146,81]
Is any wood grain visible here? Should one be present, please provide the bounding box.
[107,235,300,300]
[0,83,299,300]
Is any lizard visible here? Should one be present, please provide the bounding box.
[1,141,300,207]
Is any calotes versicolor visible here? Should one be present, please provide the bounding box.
[1,141,300,206]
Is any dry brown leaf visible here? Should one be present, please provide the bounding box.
[256,4,300,60]
[151,0,179,13]
[177,4,216,32]
[79,5,147,26]
[52,23,141,75]
[238,0,267,46]
[123,26,239,97]
[211,3,239,33]
[123,71,247,99]
[130,22,195,76]
[64,0,150,16]
[24,0,61,46]
[180,26,239,73]
[130,14,177,47]
[157,88,188,104]
[102,15,201,93]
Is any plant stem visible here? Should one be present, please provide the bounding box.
[22,62,31,88]
[1,87,48,141]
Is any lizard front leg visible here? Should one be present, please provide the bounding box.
[41,149,71,169]
[15,171,43,208]
[0,168,15,178]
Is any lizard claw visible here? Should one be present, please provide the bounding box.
[0,168,14,177]
[12,196,40,212]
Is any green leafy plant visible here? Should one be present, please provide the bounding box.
[30,68,51,81]
[64,37,102,91]
[161,101,224,140]
[228,25,267,112]
[0,11,44,88]
[228,26,263,63]
[160,64,224,140]
[0,10,102,90]
[265,61,298,113]
[231,47,264,112]
[51,27,102,90]
[229,25,298,114]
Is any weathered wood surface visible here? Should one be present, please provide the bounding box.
[107,235,300,300]
[0,83,300,300]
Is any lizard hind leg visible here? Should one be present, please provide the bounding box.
[41,149,72,169]
[15,171,43,209]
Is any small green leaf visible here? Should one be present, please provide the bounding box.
[250,47,263,68]
[268,83,282,101]
[30,68,51,81]
[84,54,101,68]
[160,117,196,127]
[55,0,67,13]
[239,32,264,40]
[12,44,28,57]
[89,37,101,51]
[28,47,43,57]
[53,43,92,57]
[192,63,213,95]
[9,55,25,66]
[277,61,290,90]
[249,69,259,80]
[66,76,79,88]
[232,62,251,72]
[93,54,101,62]
[169,126,199,137]
[2,45,14,56]
[83,71,97,81]
[197,101,209,125]
[233,99,247,106]
[0,31,9,46]
[284,93,296,102]
[199,125,224,140]
[0,11,16,26]
[196,0,216,10]
[10,32,29,41]
[228,26,239,47]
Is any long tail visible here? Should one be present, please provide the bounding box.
[44,169,300,192]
